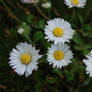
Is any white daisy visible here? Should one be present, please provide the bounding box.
[44,18,74,44]
[21,0,39,4]
[9,42,42,77]
[64,0,86,8]
[47,44,73,68]
[83,50,92,77]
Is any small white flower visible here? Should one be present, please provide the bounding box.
[42,2,51,9]
[83,50,92,77]
[17,28,24,34]
[44,18,74,44]
[21,0,39,3]
[9,42,42,77]
[47,44,73,68]
[64,0,86,8]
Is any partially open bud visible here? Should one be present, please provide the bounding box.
[17,22,31,36]
[42,2,51,9]
[17,28,24,34]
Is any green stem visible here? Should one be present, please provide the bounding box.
[25,35,33,44]
[85,7,92,22]
[71,8,78,28]
[72,8,76,20]
[34,3,50,20]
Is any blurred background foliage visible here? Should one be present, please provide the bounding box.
[0,0,92,92]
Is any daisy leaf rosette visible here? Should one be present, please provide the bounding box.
[44,18,74,44]
[64,0,86,8]
[83,50,92,77]
[47,44,73,68]
[9,42,42,77]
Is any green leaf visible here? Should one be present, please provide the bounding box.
[73,32,83,44]
[33,31,44,43]
[35,80,43,92]
[71,60,85,74]
[65,70,74,81]
[83,24,92,31]
[26,15,34,24]
[31,19,46,29]
[39,19,46,29]
[82,24,92,37]
[83,49,90,55]
[78,14,84,25]
[74,43,92,51]
[82,78,91,86]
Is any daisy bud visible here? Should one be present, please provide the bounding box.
[17,28,24,34]
[17,22,31,36]
[42,2,51,9]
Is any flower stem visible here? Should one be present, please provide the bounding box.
[25,35,32,44]
[53,8,61,17]
[34,4,50,20]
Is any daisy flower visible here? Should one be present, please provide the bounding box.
[9,42,42,77]
[21,0,39,3]
[83,50,92,77]
[44,18,74,44]
[47,44,73,68]
[64,0,86,8]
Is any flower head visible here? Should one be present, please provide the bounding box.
[83,50,92,77]
[64,0,86,8]
[9,42,42,77]
[44,18,74,44]
[47,44,73,68]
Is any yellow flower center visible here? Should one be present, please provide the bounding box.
[20,53,32,64]
[54,50,64,61]
[72,0,79,6]
[53,27,63,37]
